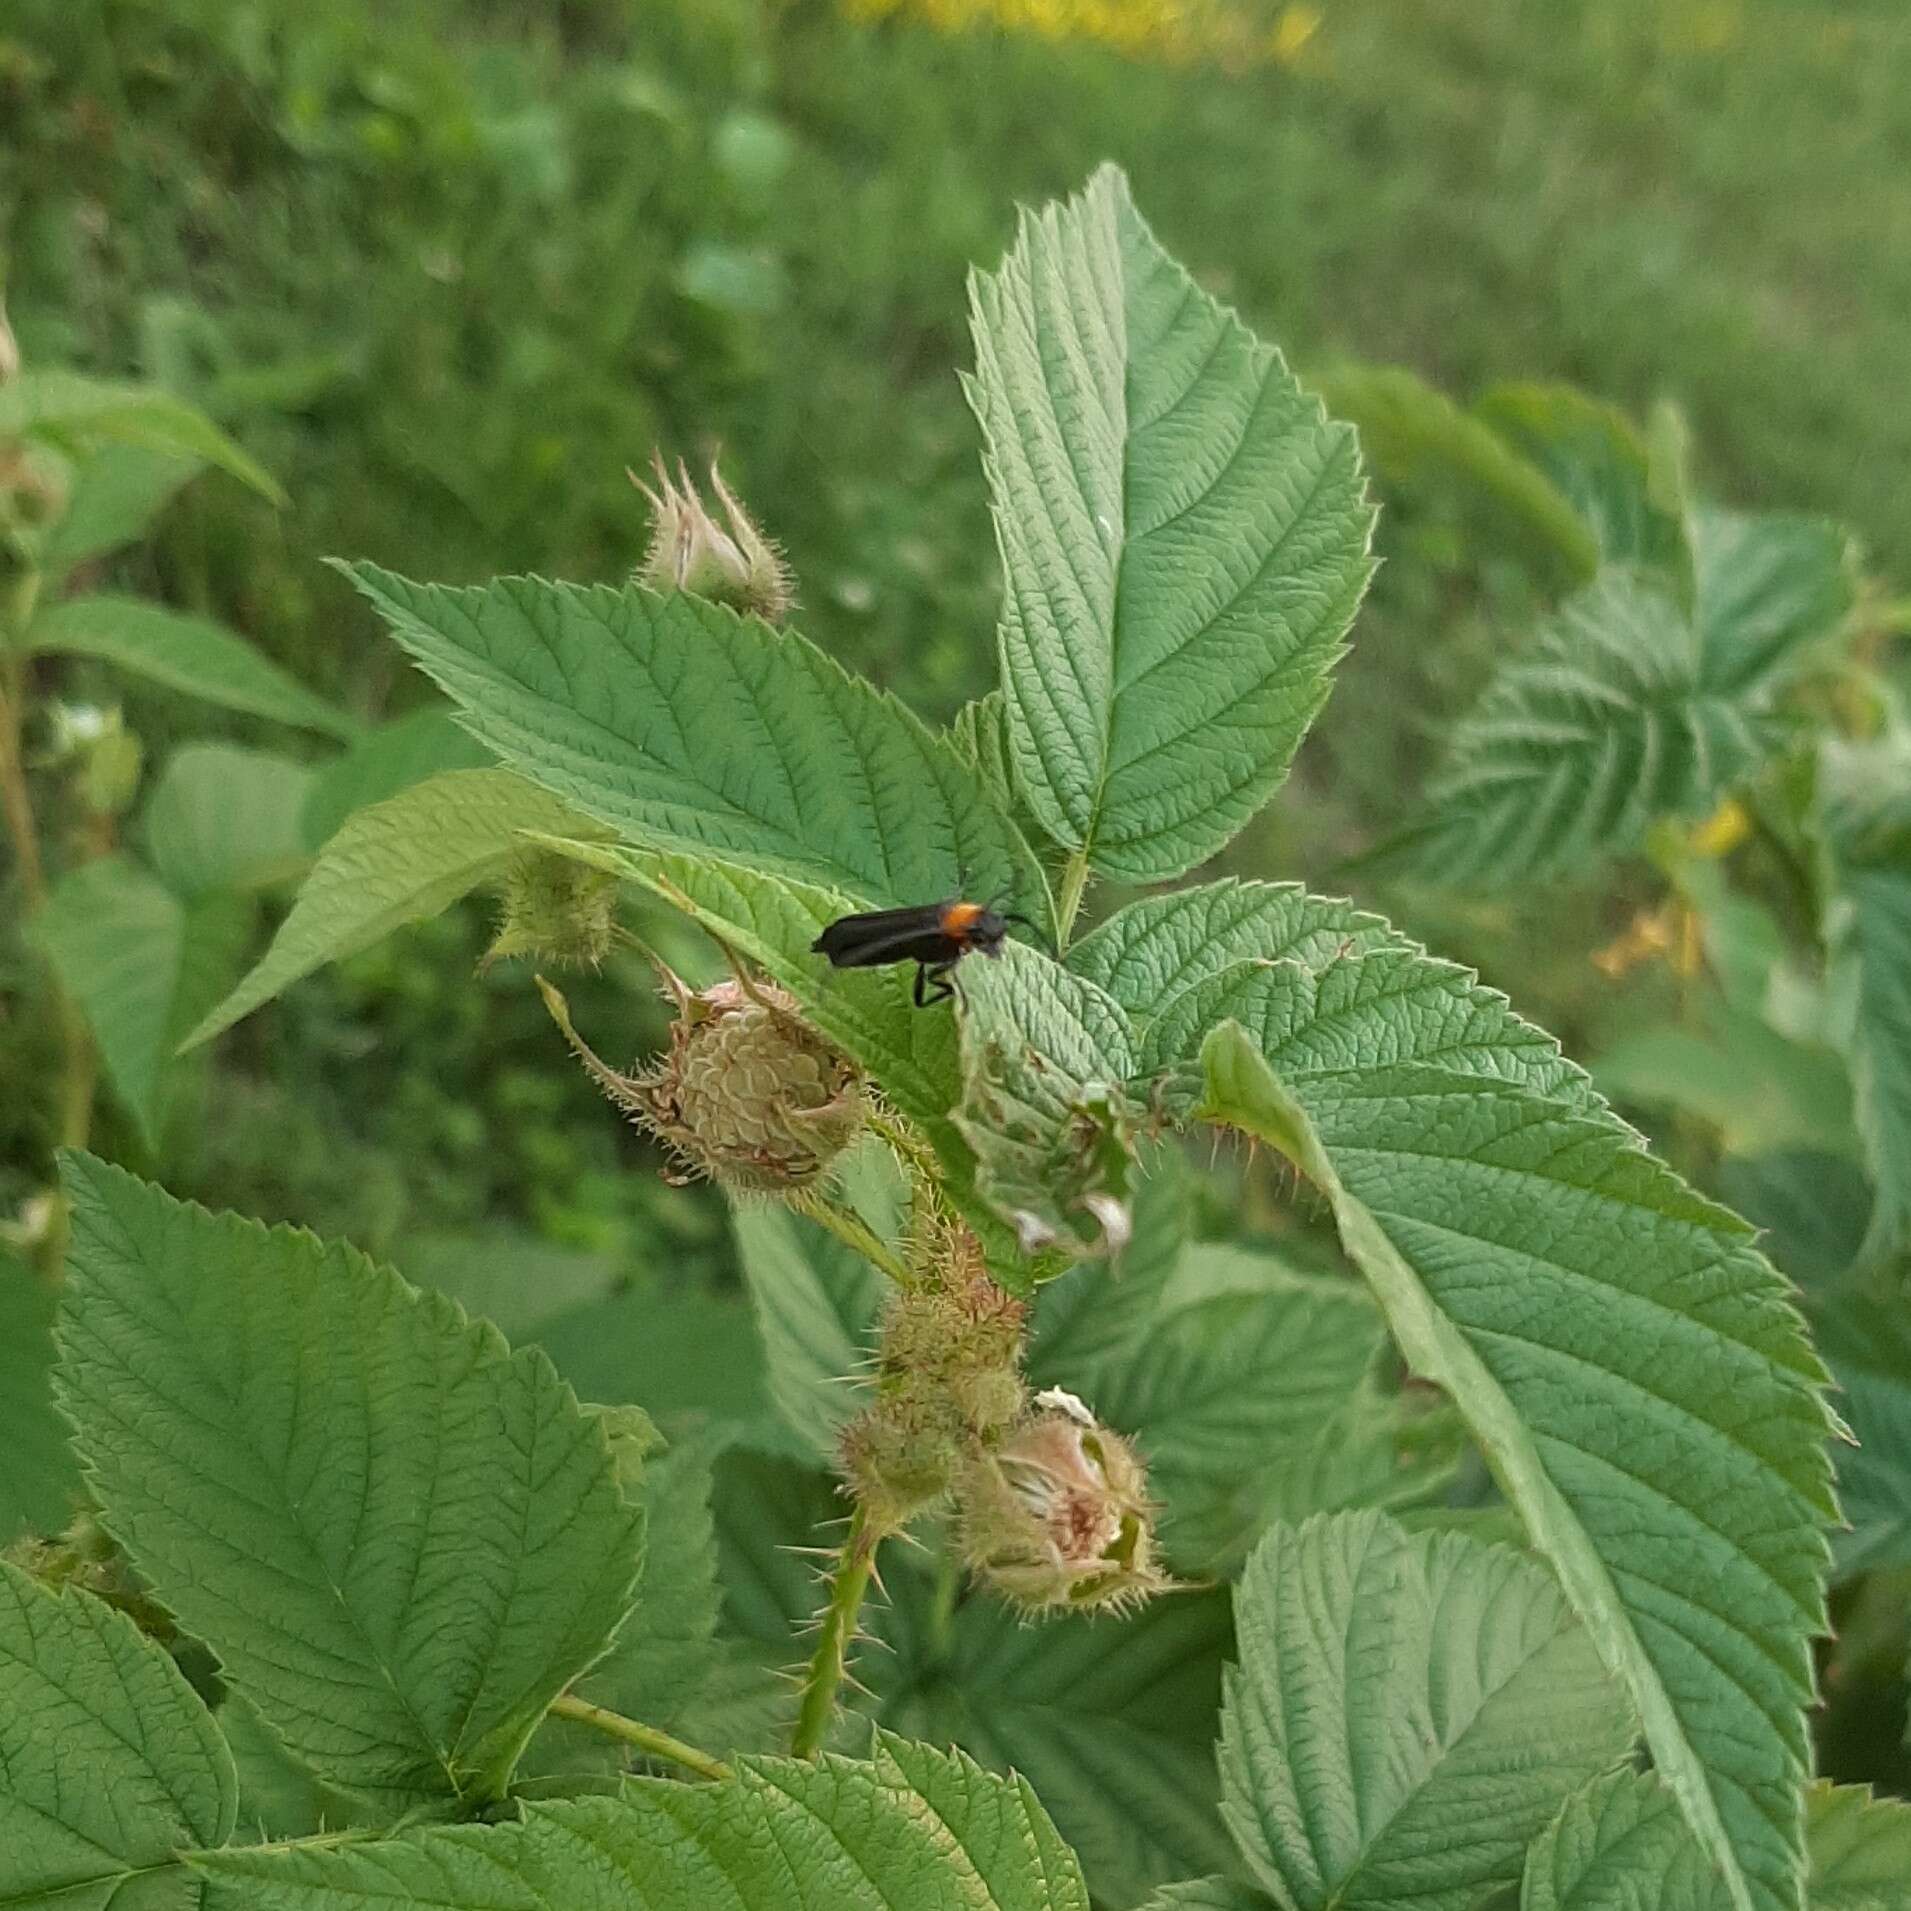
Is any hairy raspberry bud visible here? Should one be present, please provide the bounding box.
[540,970,864,1192]
[880,1221,1027,1436]
[485,848,617,970]
[835,1214,1029,1534]
[633,453,793,623]
[839,1389,969,1533]
[955,1388,1172,1615]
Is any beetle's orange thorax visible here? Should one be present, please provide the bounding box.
[939,900,987,940]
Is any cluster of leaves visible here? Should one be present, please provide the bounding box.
[5,162,1906,1910]
[6,1154,1907,1907]
[12,0,1911,695]
[0,369,307,1203]
[12,0,1911,1264]
[0,360,691,1259]
[1329,358,1911,1796]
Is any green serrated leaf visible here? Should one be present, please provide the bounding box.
[0,368,284,504]
[896,1582,1239,1906]
[144,745,315,897]
[1690,507,1855,695]
[1802,1781,1911,1908]
[32,855,251,1148]
[1080,883,1591,1109]
[0,1251,80,1544]
[1396,568,1799,887]
[1472,383,1685,576]
[1137,1886,1265,1911]
[967,164,1374,881]
[1191,985,1834,1911]
[54,1155,645,1809]
[299,709,496,850]
[733,1202,885,1462]
[40,443,202,579]
[341,562,1049,923]
[1220,1512,1636,1911]
[1311,360,1599,578]
[1817,733,1911,1267]
[526,1431,735,1778]
[185,769,599,1048]
[1523,1774,1911,1911]
[1808,1289,1911,1580]
[194,1739,1090,1909]
[0,1562,237,1908]
[1521,1767,1726,1911]
[954,941,1141,1257]
[26,596,355,739]
[1068,879,1413,1034]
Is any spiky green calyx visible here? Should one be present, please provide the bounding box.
[633,453,793,623]
[485,848,617,970]
[954,1387,1173,1616]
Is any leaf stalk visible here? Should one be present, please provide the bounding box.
[546,1692,733,1783]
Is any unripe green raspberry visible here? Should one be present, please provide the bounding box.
[633,454,793,623]
[955,1388,1172,1616]
[541,971,864,1193]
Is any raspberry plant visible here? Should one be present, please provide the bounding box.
[4,169,1907,1911]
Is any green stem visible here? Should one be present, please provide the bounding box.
[789,1187,911,1286]
[0,652,44,909]
[1741,791,1823,945]
[1,643,92,1277]
[546,1693,732,1782]
[1054,849,1092,951]
[866,1107,939,1189]
[791,1506,881,1758]
[925,1543,961,1661]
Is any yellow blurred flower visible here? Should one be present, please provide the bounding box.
[1688,798,1752,859]
[842,0,1322,71]
[1269,4,1320,66]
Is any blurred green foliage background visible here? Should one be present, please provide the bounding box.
[3,0,1908,1255]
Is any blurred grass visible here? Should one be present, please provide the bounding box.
[6,0,1907,699]
[2,0,1905,1243]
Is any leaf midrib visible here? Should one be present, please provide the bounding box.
[71,1216,466,1800]
[1317,1615,1586,1910]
